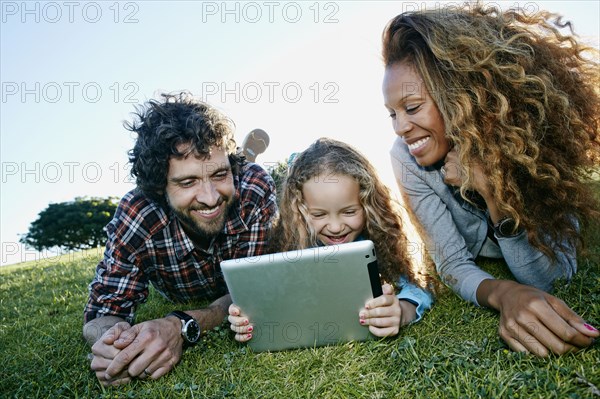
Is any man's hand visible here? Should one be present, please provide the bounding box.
[85,295,231,386]
[89,321,133,386]
[106,317,183,384]
[478,279,598,356]
[89,317,183,386]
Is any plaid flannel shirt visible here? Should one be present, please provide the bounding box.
[84,162,278,324]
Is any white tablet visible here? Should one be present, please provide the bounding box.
[221,240,382,352]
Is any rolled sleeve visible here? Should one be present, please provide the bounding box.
[396,276,434,323]
[497,231,577,292]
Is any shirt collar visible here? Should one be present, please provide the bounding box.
[172,217,196,259]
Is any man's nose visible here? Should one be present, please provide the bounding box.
[194,181,220,207]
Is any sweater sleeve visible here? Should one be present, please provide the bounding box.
[495,229,577,292]
[396,276,434,323]
[391,139,494,305]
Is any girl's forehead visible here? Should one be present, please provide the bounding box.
[302,173,360,200]
[301,172,357,188]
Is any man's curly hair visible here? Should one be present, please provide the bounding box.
[383,3,600,259]
[125,92,243,206]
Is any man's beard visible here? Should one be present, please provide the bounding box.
[170,196,235,241]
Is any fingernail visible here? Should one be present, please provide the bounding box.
[584,323,598,332]
[247,333,252,339]
[360,319,365,325]
[244,319,249,325]
[248,326,253,332]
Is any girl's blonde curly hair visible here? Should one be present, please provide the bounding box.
[272,138,416,286]
[383,3,600,258]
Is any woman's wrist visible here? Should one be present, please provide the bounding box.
[478,190,503,223]
[468,164,504,222]
[476,279,519,310]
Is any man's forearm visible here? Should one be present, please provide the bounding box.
[83,315,126,346]
[84,294,231,346]
[185,294,232,333]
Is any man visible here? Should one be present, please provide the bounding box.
[83,92,278,386]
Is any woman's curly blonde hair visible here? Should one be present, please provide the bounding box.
[272,138,414,285]
[382,3,600,258]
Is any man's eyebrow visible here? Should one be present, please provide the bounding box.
[169,175,196,183]
[169,166,231,183]
[209,165,232,175]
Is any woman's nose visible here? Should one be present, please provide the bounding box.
[394,114,412,137]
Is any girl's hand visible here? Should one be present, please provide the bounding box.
[359,283,417,337]
[227,304,254,343]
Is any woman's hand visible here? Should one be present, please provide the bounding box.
[477,279,598,356]
[443,148,505,220]
[359,283,417,337]
[228,304,253,343]
[441,148,462,187]
[443,149,490,195]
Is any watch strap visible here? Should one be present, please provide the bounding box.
[167,310,193,323]
[166,311,201,347]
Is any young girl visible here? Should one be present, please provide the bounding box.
[229,138,433,341]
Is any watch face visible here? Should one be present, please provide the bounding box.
[498,218,518,236]
[183,319,201,343]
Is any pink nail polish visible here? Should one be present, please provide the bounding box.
[247,333,252,339]
[248,326,253,332]
[360,319,365,325]
[584,323,598,332]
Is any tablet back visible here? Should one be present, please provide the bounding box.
[221,240,382,352]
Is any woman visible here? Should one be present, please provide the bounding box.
[382,4,599,356]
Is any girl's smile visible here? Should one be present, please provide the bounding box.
[302,173,366,246]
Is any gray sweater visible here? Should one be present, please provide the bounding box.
[390,137,577,305]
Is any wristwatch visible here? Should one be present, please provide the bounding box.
[493,216,523,238]
[167,311,201,347]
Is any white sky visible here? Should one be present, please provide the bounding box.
[1,1,599,266]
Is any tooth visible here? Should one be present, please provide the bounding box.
[409,137,429,150]
[197,207,218,214]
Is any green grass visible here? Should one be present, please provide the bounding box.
[1,232,599,398]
